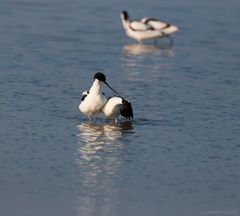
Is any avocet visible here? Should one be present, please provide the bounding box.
[103,97,133,123]
[120,10,178,43]
[79,72,133,122]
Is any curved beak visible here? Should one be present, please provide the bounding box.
[104,81,122,97]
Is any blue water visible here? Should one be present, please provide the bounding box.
[0,0,240,215]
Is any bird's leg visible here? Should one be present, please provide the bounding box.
[168,36,174,45]
[88,116,91,124]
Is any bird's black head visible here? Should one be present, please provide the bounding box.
[93,72,122,97]
[121,10,129,20]
[93,72,106,82]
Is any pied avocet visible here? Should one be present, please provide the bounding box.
[79,72,133,122]
[79,72,119,121]
[103,97,133,123]
[120,10,178,43]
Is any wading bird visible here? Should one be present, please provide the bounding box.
[120,10,178,43]
[103,97,133,123]
[79,72,117,121]
[79,72,133,122]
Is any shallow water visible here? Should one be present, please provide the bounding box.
[0,0,240,215]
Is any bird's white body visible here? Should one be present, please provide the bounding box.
[103,97,133,122]
[103,97,123,120]
[79,79,107,120]
[121,17,163,43]
[121,11,178,43]
[141,17,178,35]
[141,17,167,29]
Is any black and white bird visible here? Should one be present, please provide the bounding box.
[79,72,116,121]
[79,72,133,122]
[120,10,178,43]
[103,97,133,123]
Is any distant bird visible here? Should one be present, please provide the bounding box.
[79,72,133,122]
[103,97,133,123]
[79,72,119,121]
[120,10,178,43]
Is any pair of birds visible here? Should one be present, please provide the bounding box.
[120,10,178,43]
[79,72,133,122]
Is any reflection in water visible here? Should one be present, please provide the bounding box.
[122,43,175,82]
[75,122,133,216]
[76,122,133,161]
[123,43,174,57]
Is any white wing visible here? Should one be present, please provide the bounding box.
[130,21,153,31]
[141,17,179,34]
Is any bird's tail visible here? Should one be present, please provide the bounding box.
[120,99,133,119]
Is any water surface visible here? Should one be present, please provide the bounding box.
[0,0,240,215]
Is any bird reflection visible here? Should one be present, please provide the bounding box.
[122,43,175,82]
[76,122,133,161]
[75,122,134,215]
[77,123,105,161]
[123,43,173,56]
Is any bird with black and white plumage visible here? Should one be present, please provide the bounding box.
[79,72,133,123]
[120,10,178,43]
[79,73,108,122]
[103,96,133,123]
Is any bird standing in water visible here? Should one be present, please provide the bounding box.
[120,10,178,43]
[79,72,133,122]
[103,97,133,123]
[79,72,112,121]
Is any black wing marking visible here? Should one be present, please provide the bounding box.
[81,91,105,101]
[143,18,170,29]
[81,94,87,101]
[120,99,133,119]
[81,91,89,101]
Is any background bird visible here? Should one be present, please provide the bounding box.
[120,10,178,43]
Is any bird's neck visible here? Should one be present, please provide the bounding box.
[121,19,130,30]
[89,79,102,94]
